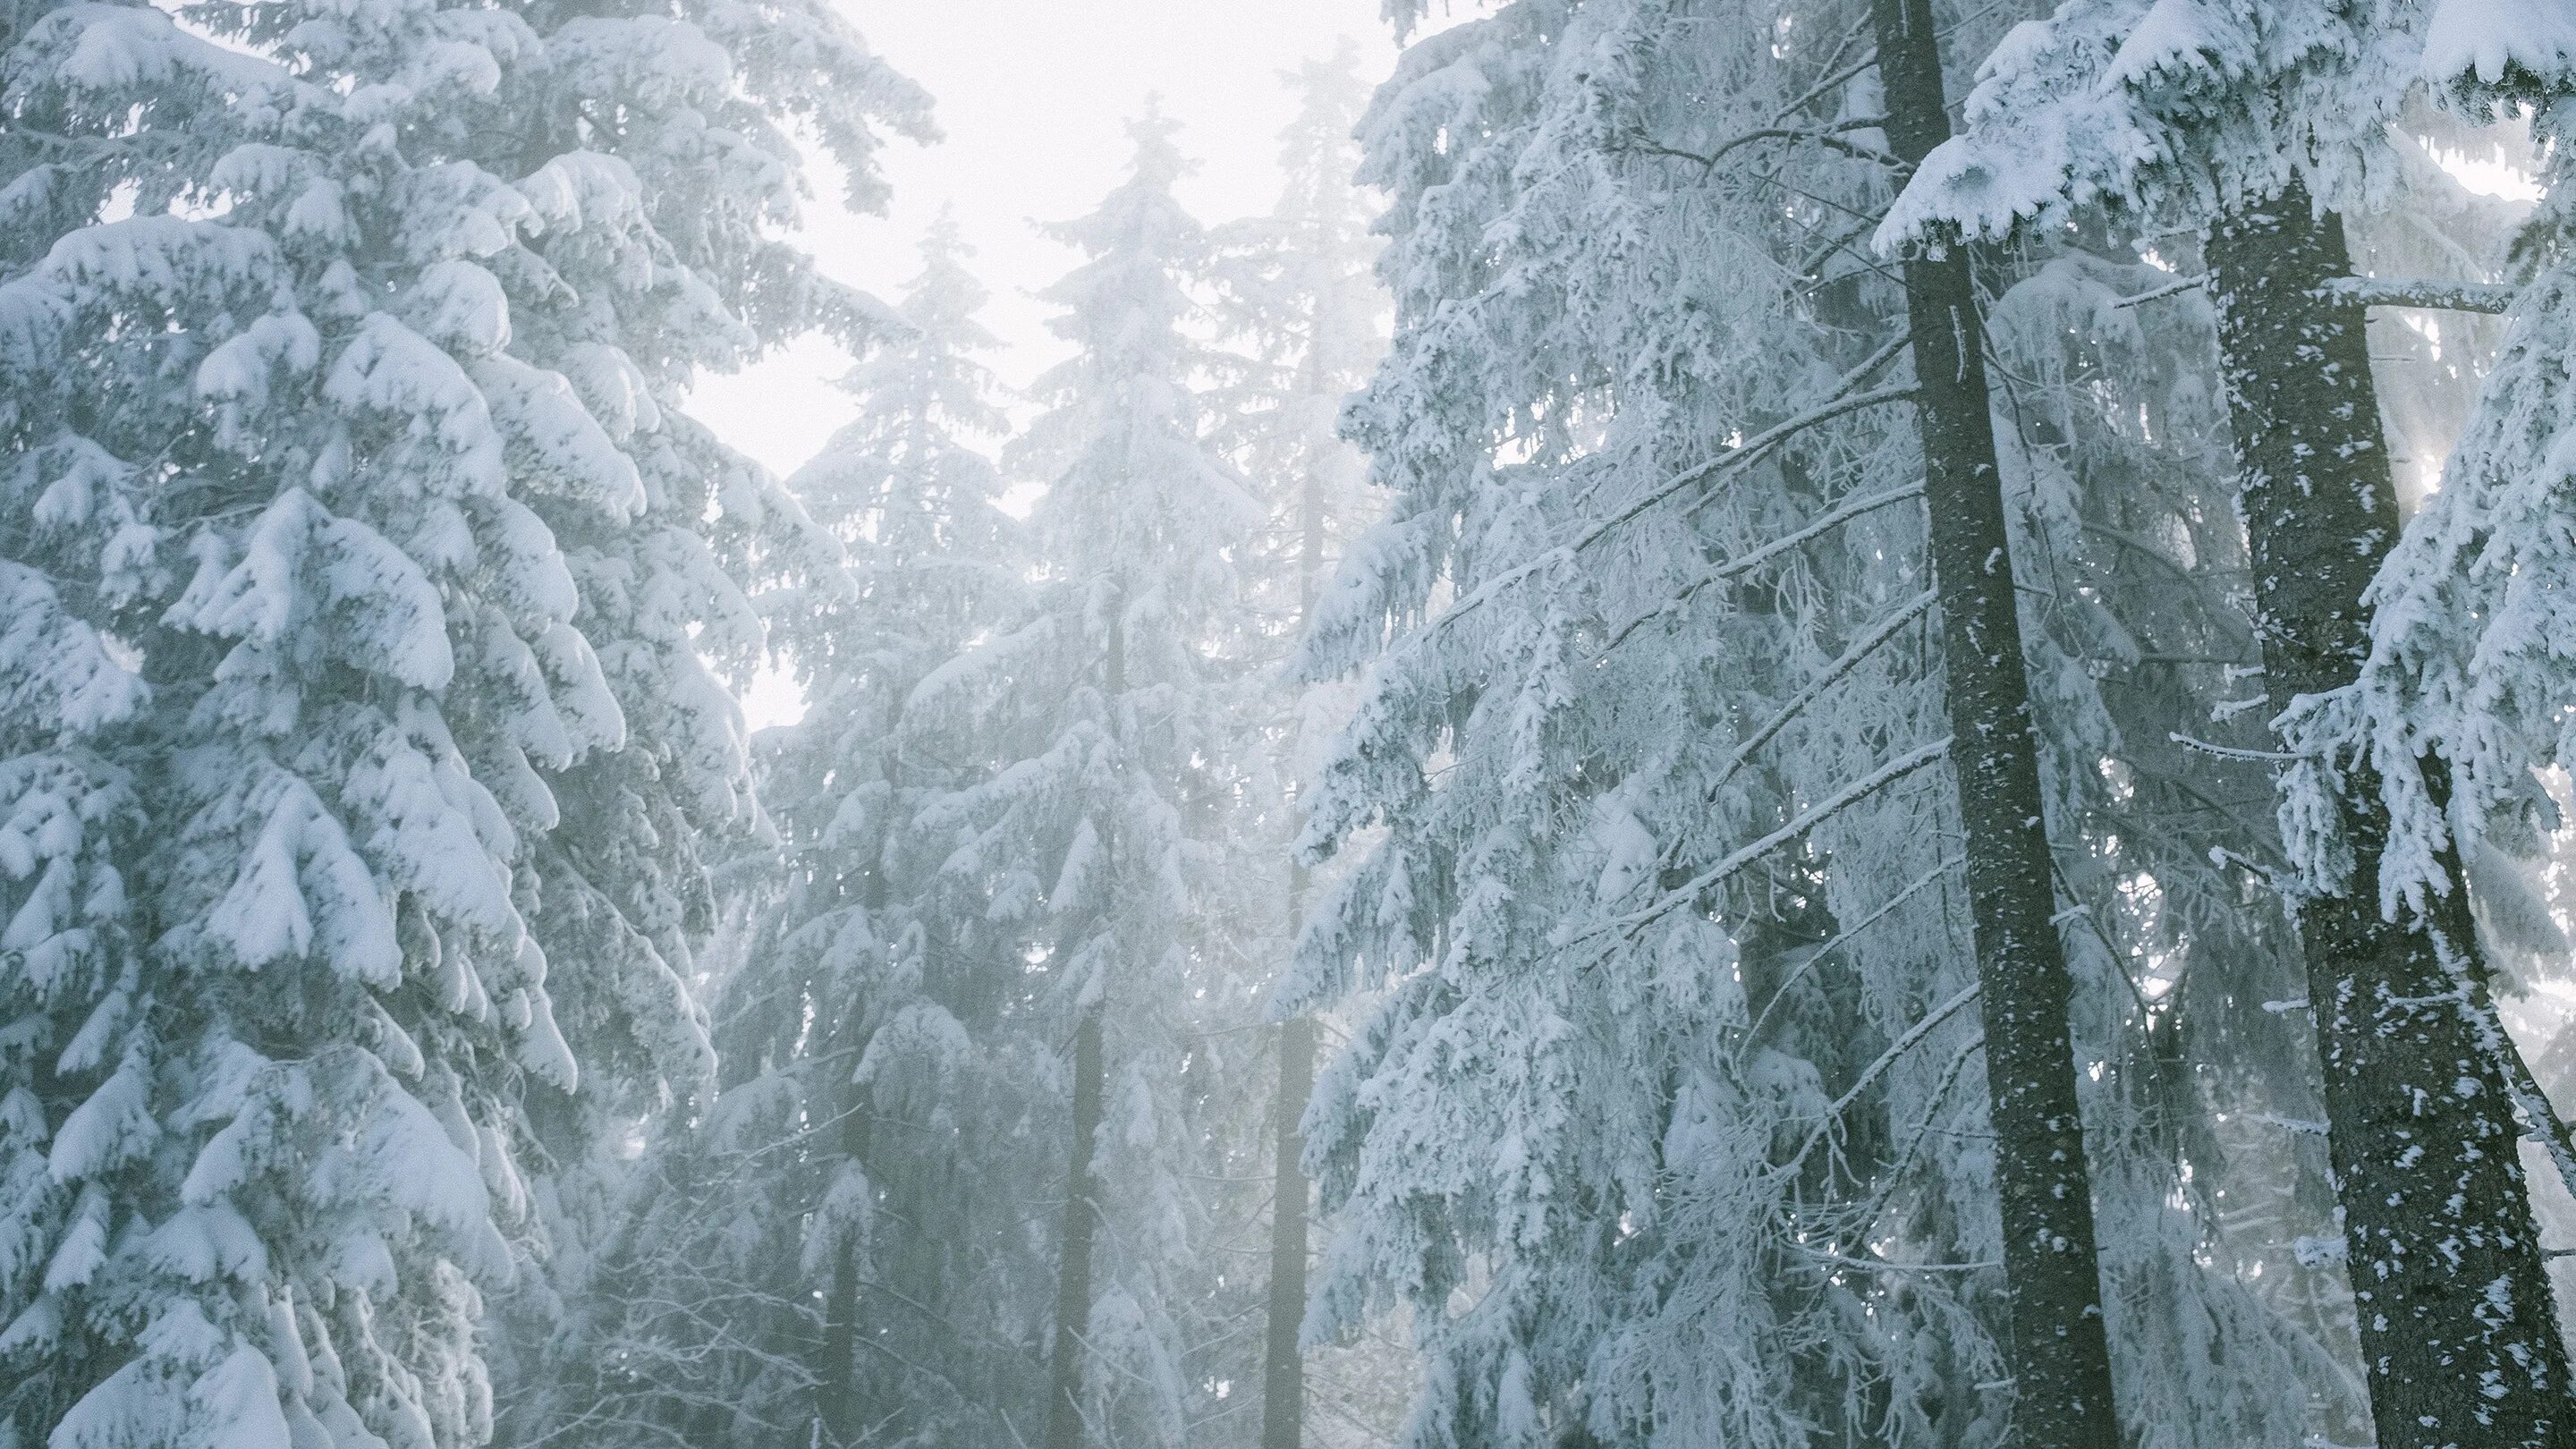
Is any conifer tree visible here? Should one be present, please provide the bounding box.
[496,219,1046,1449]
[1295,5,2333,1449]
[0,2,927,1447]
[1885,8,2576,1446]
[906,112,1264,1449]
[1208,46,1385,1449]
[1867,6,2123,1440]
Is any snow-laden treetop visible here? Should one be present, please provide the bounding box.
[1878,0,2576,250]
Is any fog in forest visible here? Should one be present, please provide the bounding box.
[11,7,2576,1449]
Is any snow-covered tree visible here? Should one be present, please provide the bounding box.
[497,218,1047,1449]
[1290,4,2343,1448]
[0,1,928,1446]
[1292,16,2032,1443]
[1884,6,2576,1446]
[903,111,1265,1449]
[1206,43,1387,1449]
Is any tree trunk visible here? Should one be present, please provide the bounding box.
[818,848,893,1448]
[1046,601,1124,1449]
[1044,1008,1106,1449]
[1260,1003,1315,1449]
[2203,182,2576,1449]
[819,1235,861,1445]
[1870,4,2123,1445]
[818,1077,877,1445]
[1261,382,1335,1449]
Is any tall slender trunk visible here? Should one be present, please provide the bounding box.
[1043,1009,1106,1449]
[2203,182,2576,1449]
[819,842,891,1447]
[1870,4,2123,1445]
[1260,999,1315,1449]
[1046,601,1124,1449]
[818,1157,865,1445]
[1261,396,1332,1449]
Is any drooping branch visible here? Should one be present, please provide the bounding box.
[1715,589,1939,792]
[1586,735,1953,954]
[1776,981,1983,1180]
[1603,488,1926,656]
[1739,852,1962,1054]
[1367,360,1916,667]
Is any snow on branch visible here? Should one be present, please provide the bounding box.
[1617,115,1899,174]
[1778,980,1983,1181]
[1586,735,1953,954]
[1713,589,1939,792]
[1372,363,1916,666]
[2109,275,2206,309]
[1740,852,1963,1053]
[2110,275,2512,315]
[2320,276,2518,314]
[1609,484,1928,653]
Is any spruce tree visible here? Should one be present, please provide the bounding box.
[1208,46,1385,1449]
[906,112,1264,1449]
[1296,5,2333,1448]
[0,2,928,1446]
[1885,7,2576,1446]
[495,219,1046,1449]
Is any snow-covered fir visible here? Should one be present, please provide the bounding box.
[9,8,2576,1449]
[0,0,925,1445]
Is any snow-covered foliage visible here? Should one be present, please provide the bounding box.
[902,113,1267,1449]
[1877,0,2561,250]
[1882,3,2576,1445]
[2280,118,2576,916]
[1282,4,2335,1448]
[498,221,1048,1449]
[1204,45,1395,1449]
[0,0,928,1445]
[17,4,2576,1449]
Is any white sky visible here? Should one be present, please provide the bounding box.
[687,0,1404,479]
[690,2,1407,725]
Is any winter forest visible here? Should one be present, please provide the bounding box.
[22,1,2576,1449]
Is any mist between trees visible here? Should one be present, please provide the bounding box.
[12,5,2576,1449]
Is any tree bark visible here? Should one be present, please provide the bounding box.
[1870,4,2123,1445]
[819,1232,862,1445]
[1261,372,1335,1449]
[1259,1004,1314,1449]
[819,844,891,1447]
[2204,182,2576,1449]
[1044,1007,1106,1449]
[1046,601,1124,1449]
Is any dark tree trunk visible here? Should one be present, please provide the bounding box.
[2203,182,2576,1449]
[1259,1004,1314,1449]
[819,1237,862,1444]
[818,849,891,1447]
[1044,1008,1106,1449]
[1046,604,1125,1449]
[1871,4,2123,1445]
[1261,393,1335,1449]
